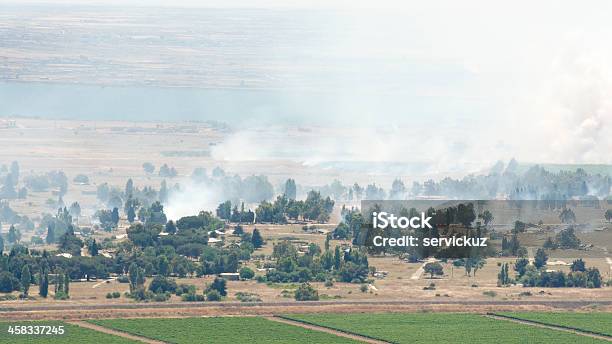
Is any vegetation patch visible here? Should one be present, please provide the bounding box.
[282,313,607,343]
[0,321,137,343]
[495,312,612,337]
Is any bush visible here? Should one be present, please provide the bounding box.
[360,284,368,293]
[423,283,436,290]
[0,271,20,293]
[175,284,196,296]
[117,275,129,283]
[294,283,319,301]
[54,291,69,300]
[239,267,255,280]
[205,277,227,296]
[106,293,113,299]
[483,290,497,297]
[148,276,177,294]
[324,279,334,288]
[235,292,262,302]
[181,293,205,302]
[152,292,170,302]
[206,290,221,301]
[112,291,121,298]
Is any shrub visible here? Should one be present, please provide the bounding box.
[181,293,205,302]
[294,283,319,301]
[112,291,121,298]
[106,293,113,299]
[54,291,69,300]
[239,267,255,280]
[235,292,262,302]
[206,290,221,301]
[324,279,334,288]
[360,284,368,293]
[423,283,436,290]
[205,277,227,296]
[117,275,129,283]
[152,292,170,302]
[148,276,177,294]
[175,284,196,296]
[483,290,497,297]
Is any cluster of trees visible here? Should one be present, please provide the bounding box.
[509,254,603,288]
[500,233,527,257]
[97,179,171,219]
[543,226,581,250]
[254,191,334,224]
[215,201,255,223]
[0,161,27,199]
[0,248,84,298]
[265,241,371,284]
[307,161,610,201]
[191,167,274,203]
[23,170,68,196]
[363,203,493,261]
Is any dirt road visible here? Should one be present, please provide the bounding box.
[486,313,612,342]
[1,299,611,321]
[68,321,166,344]
[267,316,390,344]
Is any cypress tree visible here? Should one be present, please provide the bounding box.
[21,265,31,296]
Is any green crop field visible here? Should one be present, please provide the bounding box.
[0,321,137,344]
[90,317,358,344]
[496,312,612,337]
[283,313,607,343]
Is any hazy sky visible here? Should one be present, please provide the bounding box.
[2,0,611,166]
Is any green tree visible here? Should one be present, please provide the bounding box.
[206,289,221,301]
[559,208,576,224]
[64,273,70,296]
[514,258,529,278]
[39,268,49,298]
[586,267,602,288]
[251,228,264,249]
[21,265,31,296]
[158,256,170,277]
[481,210,494,227]
[143,162,155,174]
[165,220,177,234]
[206,277,227,296]
[284,179,297,200]
[571,258,586,272]
[7,225,20,244]
[239,267,255,280]
[534,248,548,269]
[89,239,99,256]
[216,201,232,220]
[334,246,342,270]
[127,205,136,223]
[128,263,139,293]
[556,226,580,249]
[0,271,18,292]
[497,263,510,286]
[125,178,134,196]
[159,180,168,203]
[111,207,120,227]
